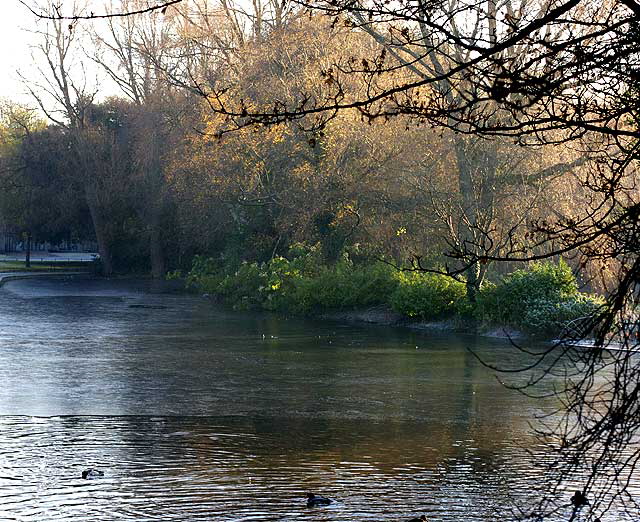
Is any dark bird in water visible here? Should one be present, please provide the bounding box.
[82,469,104,479]
[407,516,428,522]
[306,493,332,507]
[571,490,589,508]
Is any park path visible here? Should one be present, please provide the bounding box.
[0,271,91,286]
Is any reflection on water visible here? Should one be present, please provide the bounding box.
[0,278,633,520]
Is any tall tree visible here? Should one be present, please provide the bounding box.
[90,0,186,277]
[25,0,119,274]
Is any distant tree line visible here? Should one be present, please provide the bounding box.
[3,1,590,292]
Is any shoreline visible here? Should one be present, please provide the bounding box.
[317,304,527,340]
[0,271,532,341]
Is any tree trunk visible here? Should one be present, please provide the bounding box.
[149,211,166,279]
[85,184,113,277]
[25,233,31,269]
[453,135,498,302]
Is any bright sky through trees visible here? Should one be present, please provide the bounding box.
[0,1,125,107]
[0,2,37,102]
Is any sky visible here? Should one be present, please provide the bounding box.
[0,1,127,110]
[0,1,40,104]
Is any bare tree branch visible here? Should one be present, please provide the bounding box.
[18,0,184,20]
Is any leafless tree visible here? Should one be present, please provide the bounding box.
[18,0,184,20]
[89,0,190,277]
[23,0,123,275]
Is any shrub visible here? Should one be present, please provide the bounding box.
[279,259,398,314]
[390,271,467,319]
[218,261,267,308]
[183,255,225,296]
[184,249,399,313]
[476,260,604,335]
[184,253,602,337]
[521,294,604,336]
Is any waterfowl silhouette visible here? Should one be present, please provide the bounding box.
[571,490,589,508]
[82,469,104,479]
[306,493,332,507]
[407,516,428,522]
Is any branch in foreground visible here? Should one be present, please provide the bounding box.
[18,0,183,20]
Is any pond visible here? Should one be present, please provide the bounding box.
[0,277,630,520]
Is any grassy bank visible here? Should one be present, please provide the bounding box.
[175,245,604,338]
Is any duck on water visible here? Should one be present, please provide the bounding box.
[571,490,589,508]
[82,469,104,479]
[306,493,332,507]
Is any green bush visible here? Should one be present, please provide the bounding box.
[476,260,604,335]
[521,294,604,335]
[286,260,398,313]
[185,255,226,294]
[183,248,399,313]
[390,271,467,319]
[218,261,267,308]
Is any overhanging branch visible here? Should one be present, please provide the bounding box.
[18,0,184,20]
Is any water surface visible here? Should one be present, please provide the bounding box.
[0,277,630,520]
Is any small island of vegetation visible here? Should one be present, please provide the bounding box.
[179,250,604,338]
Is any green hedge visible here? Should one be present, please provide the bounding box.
[184,244,471,319]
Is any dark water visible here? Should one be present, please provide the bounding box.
[0,277,631,520]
